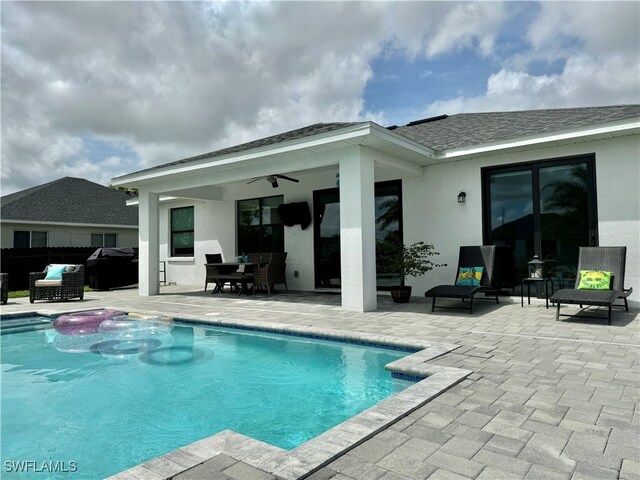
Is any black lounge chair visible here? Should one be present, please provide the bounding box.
[424,245,500,314]
[550,246,632,325]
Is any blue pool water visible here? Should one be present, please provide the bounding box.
[1,317,412,479]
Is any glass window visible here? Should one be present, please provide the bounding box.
[238,199,260,227]
[171,206,194,256]
[13,230,30,248]
[104,234,117,248]
[14,230,47,248]
[237,196,283,254]
[91,234,103,247]
[92,233,118,248]
[375,181,403,288]
[31,231,47,247]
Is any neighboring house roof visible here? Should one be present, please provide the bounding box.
[1,177,138,226]
[391,104,640,151]
[118,105,639,180]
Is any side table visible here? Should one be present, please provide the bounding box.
[520,277,554,309]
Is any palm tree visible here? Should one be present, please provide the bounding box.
[376,197,399,231]
[542,165,588,218]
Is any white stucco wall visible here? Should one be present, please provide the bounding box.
[158,169,339,288]
[404,134,640,306]
[155,134,639,306]
[0,223,138,248]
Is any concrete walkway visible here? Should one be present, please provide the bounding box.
[2,286,639,480]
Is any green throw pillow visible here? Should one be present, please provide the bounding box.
[577,270,612,290]
[455,266,484,287]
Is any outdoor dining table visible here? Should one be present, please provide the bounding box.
[206,262,264,295]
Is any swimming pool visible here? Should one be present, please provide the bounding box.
[1,316,414,479]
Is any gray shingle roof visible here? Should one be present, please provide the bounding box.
[129,122,360,176]
[118,105,639,179]
[1,177,138,226]
[392,105,640,151]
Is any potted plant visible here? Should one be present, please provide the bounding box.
[380,240,445,303]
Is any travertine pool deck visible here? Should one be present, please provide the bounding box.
[1,286,638,480]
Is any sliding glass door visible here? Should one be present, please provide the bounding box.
[483,155,598,288]
[313,180,403,289]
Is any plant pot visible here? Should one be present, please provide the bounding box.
[390,286,412,303]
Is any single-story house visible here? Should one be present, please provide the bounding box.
[111,105,640,312]
[1,177,138,249]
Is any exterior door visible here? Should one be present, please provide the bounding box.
[314,189,341,288]
[313,180,403,289]
[483,155,598,288]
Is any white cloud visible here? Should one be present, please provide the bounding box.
[2,1,511,194]
[424,1,640,116]
[425,2,505,58]
[1,1,637,195]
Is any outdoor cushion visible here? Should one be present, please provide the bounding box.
[44,264,67,280]
[455,266,484,287]
[35,279,63,287]
[577,270,612,290]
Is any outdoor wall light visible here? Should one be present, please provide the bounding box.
[457,191,466,203]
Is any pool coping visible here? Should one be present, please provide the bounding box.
[4,309,472,480]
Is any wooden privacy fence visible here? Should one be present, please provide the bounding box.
[0,247,95,291]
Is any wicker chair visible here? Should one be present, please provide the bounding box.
[550,246,631,325]
[204,253,224,292]
[271,252,288,291]
[1,273,8,305]
[424,246,500,314]
[29,264,85,303]
[252,252,287,295]
[205,253,223,264]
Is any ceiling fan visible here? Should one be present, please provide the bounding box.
[246,174,300,188]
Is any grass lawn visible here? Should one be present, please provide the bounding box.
[8,286,94,298]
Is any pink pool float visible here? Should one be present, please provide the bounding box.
[54,310,124,335]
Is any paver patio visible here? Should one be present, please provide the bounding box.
[2,286,638,480]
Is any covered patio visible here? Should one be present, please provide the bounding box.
[112,122,436,313]
[3,286,638,480]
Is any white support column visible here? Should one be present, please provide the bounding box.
[339,148,377,312]
[138,189,160,296]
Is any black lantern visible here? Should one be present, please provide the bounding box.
[457,192,466,203]
[528,255,545,278]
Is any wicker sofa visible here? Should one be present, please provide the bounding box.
[29,264,85,303]
[1,273,7,305]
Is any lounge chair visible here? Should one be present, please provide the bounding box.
[550,246,632,325]
[29,264,84,303]
[424,245,500,314]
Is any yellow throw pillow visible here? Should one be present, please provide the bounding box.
[577,270,612,290]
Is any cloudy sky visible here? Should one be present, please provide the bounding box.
[1,1,639,195]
